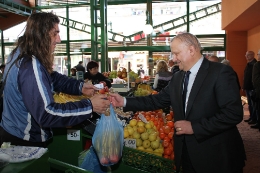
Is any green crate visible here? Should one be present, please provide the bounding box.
[122,147,176,173]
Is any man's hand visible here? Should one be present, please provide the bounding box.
[175,120,194,135]
[82,83,98,97]
[108,92,124,107]
[90,94,110,114]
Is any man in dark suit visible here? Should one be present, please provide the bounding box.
[109,32,246,173]
[75,61,86,72]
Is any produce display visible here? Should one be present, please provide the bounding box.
[134,83,153,96]
[123,109,174,160]
[53,93,90,103]
[103,68,140,83]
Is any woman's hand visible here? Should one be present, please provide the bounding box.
[90,94,110,114]
[82,83,98,97]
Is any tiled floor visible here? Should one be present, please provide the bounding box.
[238,104,260,173]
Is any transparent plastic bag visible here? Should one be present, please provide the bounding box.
[92,104,124,166]
[80,146,109,173]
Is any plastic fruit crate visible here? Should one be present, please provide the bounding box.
[122,146,176,173]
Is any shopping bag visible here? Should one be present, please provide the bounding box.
[80,146,109,173]
[92,104,124,166]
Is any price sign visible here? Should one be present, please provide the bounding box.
[138,113,148,123]
[67,129,80,141]
[124,138,136,149]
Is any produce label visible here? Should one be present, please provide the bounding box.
[67,129,80,141]
[138,113,148,123]
[124,138,136,149]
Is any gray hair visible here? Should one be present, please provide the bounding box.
[171,32,202,51]
[221,59,230,66]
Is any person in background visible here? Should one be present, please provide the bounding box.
[153,60,172,92]
[75,61,85,72]
[252,50,260,131]
[208,55,219,62]
[0,12,110,147]
[71,67,77,77]
[84,60,112,88]
[109,32,246,173]
[221,59,230,66]
[137,65,145,77]
[243,51,257,126]
[0,64,5,82]
[168,59,174,72]
[221,59,241,90]
[168,59,180,74]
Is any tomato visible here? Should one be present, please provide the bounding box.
[159,127,164,133]
[159,132,166,140]
[164,148,171,155]
[163,154,169,159]
[168,132,174,139]
[163,125,171,134]
[99,88,106,94]
[163,140,169,147]
[145,115,151,121]
[167,121,174,128]
[166,114,173,121]
[164,136,170,142]
[170,152,175,160]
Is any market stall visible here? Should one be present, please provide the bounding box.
[46,90,176,173]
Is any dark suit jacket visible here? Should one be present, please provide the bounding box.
[124,58,246,173]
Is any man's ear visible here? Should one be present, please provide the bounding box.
[189,45,196,56]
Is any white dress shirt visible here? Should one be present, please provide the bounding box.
[184,56,204,112]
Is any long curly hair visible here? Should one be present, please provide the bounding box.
[10,12,60,73]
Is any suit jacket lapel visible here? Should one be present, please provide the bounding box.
[185,58,209,118]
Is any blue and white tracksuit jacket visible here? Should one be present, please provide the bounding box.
[0,50,93,142]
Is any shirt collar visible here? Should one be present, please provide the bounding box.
[189,56,204,76]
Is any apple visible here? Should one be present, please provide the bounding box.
[151,140,160,149]
[141,132,149,140]
[104,86,109,92]
[127,126,134,135]
[132,132,141,139]
[142,140,151,149]
[100,157,109,165]
[129,119,137,127]
[148,133,157,142]
[137,126,146,134]
[99,88,106,94]
[136,138,143,147]
[109,155,119,164]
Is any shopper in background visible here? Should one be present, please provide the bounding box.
[70,67,77,77]
[168,59,174,72]
[153,60,172,92]
[75,61,86,72]
[109,32,246,173]
[208,55,219,62]
[168,59,180,74]
[252,50,260,131]
[0,12,110,147]
[243,51,257,125]
[137,65,145,77]
[221,59,241,90]
[84,60,112,88]
[0,64,5,82]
